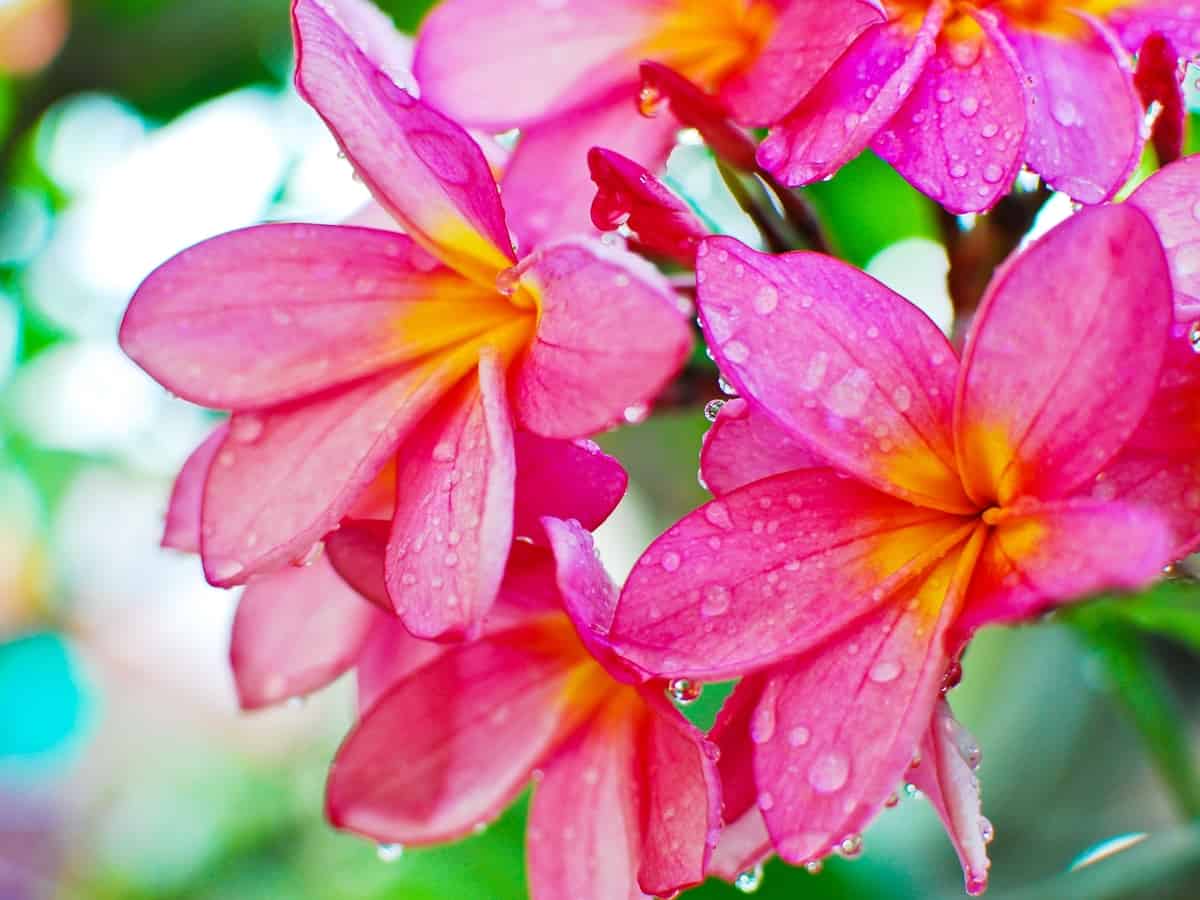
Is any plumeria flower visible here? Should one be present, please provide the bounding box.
[757,0,1199,212]
[161,413,629,709]
[414,0,879,243]
[584,204,1200,893]
[324,517,723,900]
[120,0,690,640]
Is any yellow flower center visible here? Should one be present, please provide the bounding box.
[639,0,777,91]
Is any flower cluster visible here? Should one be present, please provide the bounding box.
[120,0,1200,897]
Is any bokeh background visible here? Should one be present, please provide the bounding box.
[3,1,1200,898]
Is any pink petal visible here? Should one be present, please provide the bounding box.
[501,88,680,250]
[753,547,968,865]
[514,433,628,545]
[325,519,392,610]
[230,556,379,709]
[872,14,1026,214]
[756,5,947,187]
[700,397,822,497]
[955,205,1172,506]
[1133,33,1185,168]
[907,700,991,896]
[162,424,226,553]
[708,676,773,881]
[527,695,644,900]
[1093,449,1200,561]
[543,516,641,685]
[721,0,885,126]
[327,617,587,844]
[200,353,471,586]
[1107,4,1200,57]
[608,467,969,681]
[514,237,690,439]
[1001,14,1142,203]
[122,224,514,409]
[588,147,707,267]
[413,0,656,130]
[633,689,722,895]
[386,351,516,640]
[956,498,1173,635]
[293,0,516,284]
[1128,155,1200,322]
[639,62,757,171]
[355,615,447,713]
[697,236,970,512]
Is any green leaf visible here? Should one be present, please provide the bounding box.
[1071,580,1200,656]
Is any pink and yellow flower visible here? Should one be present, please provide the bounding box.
[1128,154,1200,323]
[323,517,723,900]
[759,0,1198,211]
[413,0,880,242]
[120,0,690,640]
[592,203,1199,892]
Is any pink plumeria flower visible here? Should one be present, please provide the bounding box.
[120,0,691,640]
[588,203,1200,893]
[325,518,722,900]
[758,0,1198,212]
[414,1,879,243]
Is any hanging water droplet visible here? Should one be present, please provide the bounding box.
[638,84,666,117]
[376,843,404,862]
[718,375,739,396]
[287,696,306,710]
[903,782,921,799]
[704,398,726,422]
[837,834,863,859]
[979,816,994,844]
[495,266,521,296]
[733,863,764,893]
[1189,321,1200,354]
[623,403,650,424]
[884,792,899,808]
[804,860,823,875]
[667,678,702,705]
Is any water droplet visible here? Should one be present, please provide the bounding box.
[869,660,903,684]
[1051,99,1079,127]
[979,816,994,844]
[701,584,732,617]
[891,385,913,412]
[638,84,665,117]
[376,843,404,862]
[758,792,774,811]
[230,415,264,443]
[903,782,921,799]
[750,705,776,744]
[788,725,811,747]
[884,792,900,808]
[623,403,650,424]
[704,502,734,530]
[704,399,726,422]
[837,834,863,859]
[1189,321,1200,354]
[804,860,823,875]
[408,128,473,185]
[753,285,779,315]
[667,678,702,705]
[734,863,764,893]
[808,751,850,793]
[718,375,739,396]
[661,551,682,572]
[724,340,750,364]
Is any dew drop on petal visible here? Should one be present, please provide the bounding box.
[734,863,765,893]
[723,340,750,364]
[750,705,776,744]
[704,399,726,422]
[808,751,850,793]
[661,551,682,572]
[979,816,995,844]
[869,660,903,684]
[667,678,702,705]
[704,502,734,530]
[230,415,264,443]
[837,834,863,859]
[701,584,732,617]
[787,725,811,747]
[804,860,823,875]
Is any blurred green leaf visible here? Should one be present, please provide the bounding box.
[1071,580,1200,656]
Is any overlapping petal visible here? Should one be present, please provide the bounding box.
[753,539,978,865]
[162,424,225,553]
[386,352,516,639]
[293,0,516,284]
[326,617,592,845]
[698,237,970,511]
[514,237,690,438]
[1000,13,1142,203]
[757,3,948,187]
[1133,33,1185,168]
[956,499,1173,634]
[699,398,821,497]
[1129,155,1200,321]
[121,224,514,409]
[955,205,1172,506]
[513,434,628,545]
[610,468,970,680]
[907,700,991,896]
[872,14,1026,214]
[230,557,380,709]
[414,0,655,130]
